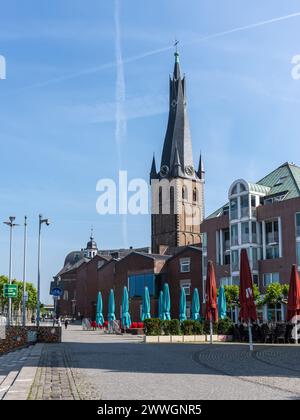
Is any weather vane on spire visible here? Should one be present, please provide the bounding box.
[90,225,94,240]
[174,38,179,53]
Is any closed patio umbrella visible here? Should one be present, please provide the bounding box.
[179,287,187,321]
[158,290,164,320]
[205,260,218,343]
[287,264,300,344]
[121,286,131,330]
[239,249,257,351]
[163,283,171,320]
[218,286,227,320]
[107,289,116,322]
[95,291,104,327]
[141,286,151,321]
[191,288,200,321]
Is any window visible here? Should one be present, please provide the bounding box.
[240,195,249,218]
[182,186,188,200]
[180,258,191,273]
[252,247,258,270]
[232,276,240,286]
[223,229,230,251]
[262,272,280,287]
[220,277,231,286]
[240,183,246,193]
[265,220,279,260]
[186,301,191,319]
[266,245,279,260]
[241,222,249,244]
[231,224,239,246]
[252,222,257,243]
[63,290,69,301]
[180,280,191,296]
[253,274,259,286]
[231,184,238,195]
[231,250,239,272]
[296,213,300,237]
[274,176,287,187]
[193,188,197,202]
[267,304,282,322]
[297,242,300,268]
[230,198,238,220]
[251,195,257,217]
[129,273,155,298]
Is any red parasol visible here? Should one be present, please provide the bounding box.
[287,264,300,322]
[205,260,218,322]
[239,249,257,322]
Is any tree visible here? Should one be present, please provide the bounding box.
[263,283,284,305]
[0,275,37,315]
[224,285,239,307]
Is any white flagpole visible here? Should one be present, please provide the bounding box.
[210,318,213,344]
[248,319,253,351]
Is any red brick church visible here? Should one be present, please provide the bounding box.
[51,50,205,321]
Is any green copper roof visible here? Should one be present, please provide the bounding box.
[205,162,300,220]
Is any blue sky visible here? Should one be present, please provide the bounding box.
[1,0,300,303]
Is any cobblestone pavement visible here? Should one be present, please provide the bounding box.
[0,344,42,400]
[8,325,300,400]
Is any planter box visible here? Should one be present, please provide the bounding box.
[170,335,183,343]
[194,335,206,342]
[183,335,195,342]
[217,335,233,342]
[158,335,171,343]
[144,336,158,343]
[205,334,218,342]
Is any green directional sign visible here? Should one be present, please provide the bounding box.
[3,284,18,298]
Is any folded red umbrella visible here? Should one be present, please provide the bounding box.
[287,264,300,321]
[239,249,257,322]
[205,260,218,322]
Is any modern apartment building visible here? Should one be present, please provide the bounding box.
[201,162,300,294]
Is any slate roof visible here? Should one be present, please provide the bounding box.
[205,162,300,220]
[153,52,199,180]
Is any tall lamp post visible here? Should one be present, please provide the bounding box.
[22,216,28,326]
[3,216,19,325]
[37,214,50,327]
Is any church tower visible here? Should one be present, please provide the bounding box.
[150,50,205,254]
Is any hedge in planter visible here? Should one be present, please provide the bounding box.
[217,318,234,335]
[143,318,161,336]
[181,320,196,335]
[203,320,218,335]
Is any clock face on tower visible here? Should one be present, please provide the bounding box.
[185,165,194,176]
[160,165,169,177]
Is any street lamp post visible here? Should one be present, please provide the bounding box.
[3,217,19,325]
[22,216,28,326]
[37,214,50,327]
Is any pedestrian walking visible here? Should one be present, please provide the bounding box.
[64,319,68,329]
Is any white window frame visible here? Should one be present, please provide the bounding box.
[180,258,191,273]
[262,272,280,287]
[180,280,191,296]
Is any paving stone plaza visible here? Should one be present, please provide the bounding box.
[1,325,300,400]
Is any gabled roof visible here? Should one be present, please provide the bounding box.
[205,162,300,220]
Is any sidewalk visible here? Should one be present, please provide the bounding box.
[0,344,44,400]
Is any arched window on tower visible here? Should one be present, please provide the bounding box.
[170,186,175,215]
[182,185,188,200]
[159,187,162,213]
[193,187,197,202]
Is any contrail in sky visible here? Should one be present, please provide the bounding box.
[114,0,128,248]
[18,10,300,91]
